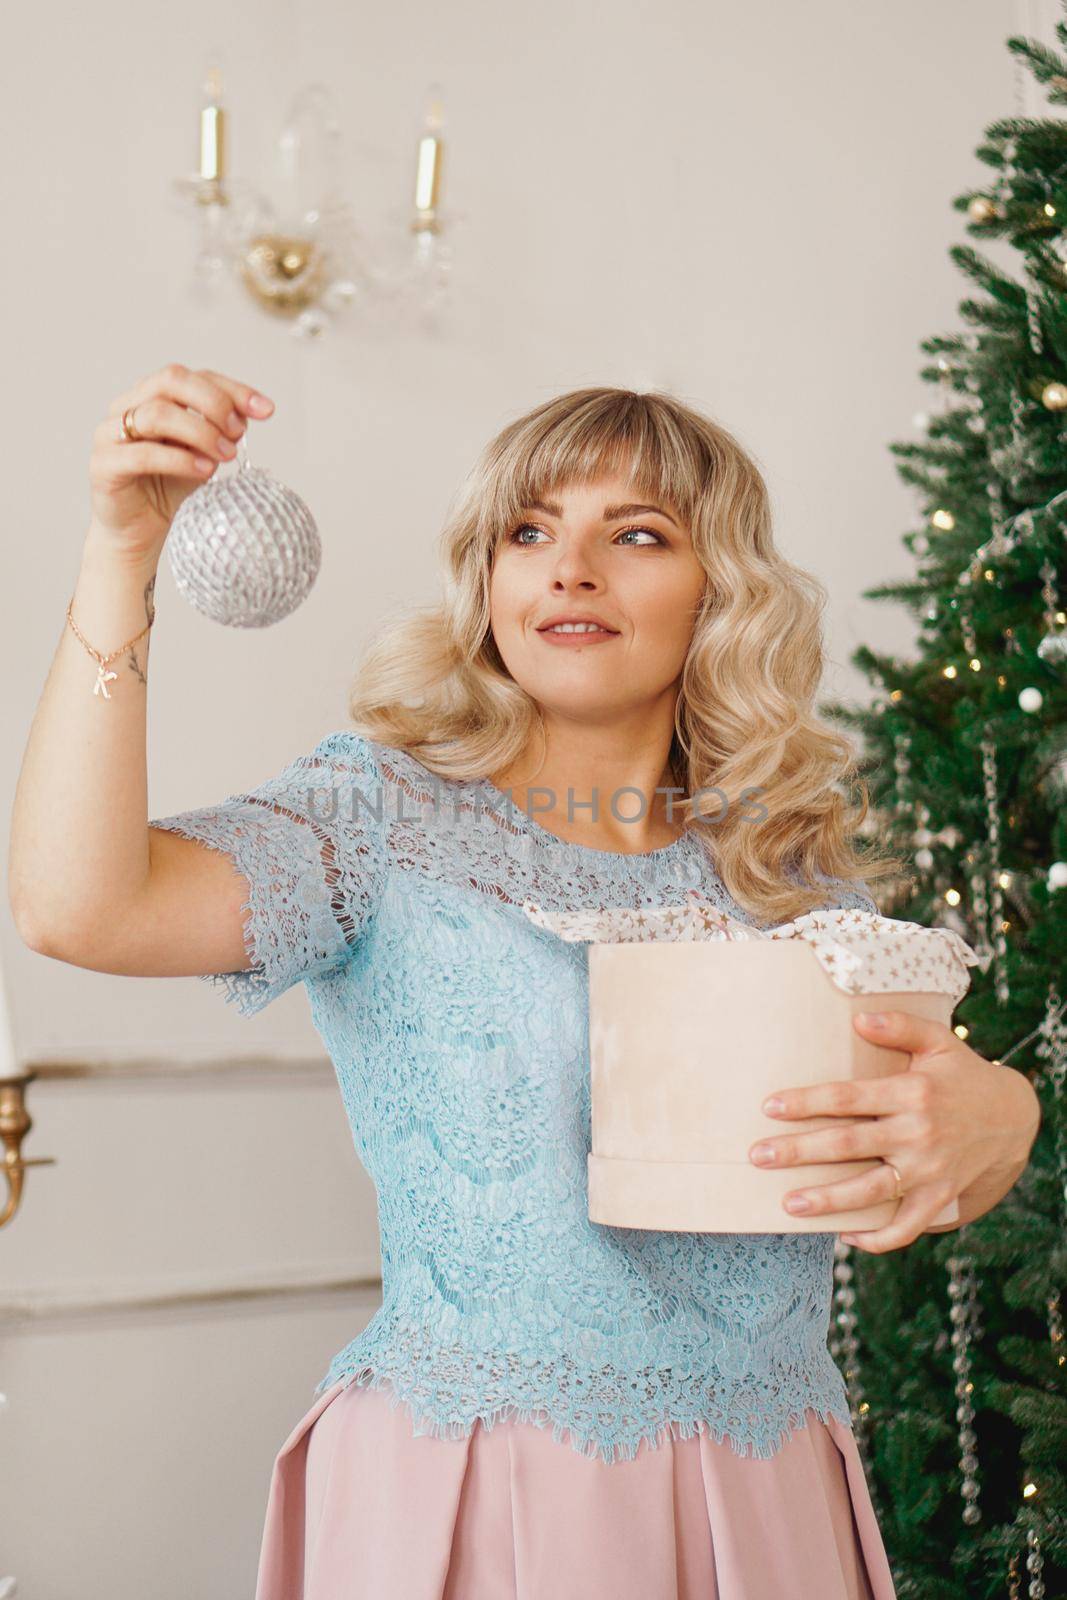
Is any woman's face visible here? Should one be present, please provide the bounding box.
[488,466,707,723]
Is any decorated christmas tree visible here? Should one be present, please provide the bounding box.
[818,18,1067,1600]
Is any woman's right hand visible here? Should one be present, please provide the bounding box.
[88,363,275,563]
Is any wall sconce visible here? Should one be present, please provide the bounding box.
[171,58,459,339]
[0,1072,55,1230]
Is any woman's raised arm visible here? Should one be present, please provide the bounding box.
[7,364,274,979]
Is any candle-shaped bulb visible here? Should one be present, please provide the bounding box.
[413,82,445,225]
[199,56,227,184]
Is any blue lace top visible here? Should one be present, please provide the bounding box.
[149,730,877,1464]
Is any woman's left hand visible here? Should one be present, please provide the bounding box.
[747,1010,1042,1253]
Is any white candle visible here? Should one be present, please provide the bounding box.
[413,85,445,222]
[199,62,227,183]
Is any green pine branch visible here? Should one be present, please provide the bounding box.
[1005,34,1067,88]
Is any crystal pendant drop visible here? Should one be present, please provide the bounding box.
[165,433,321,627]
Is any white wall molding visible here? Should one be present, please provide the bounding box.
[22,1053,334,1084]
[2,1257,383,1329]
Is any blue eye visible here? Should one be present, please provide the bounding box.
[507,524,664,547]
[615,526,664,546]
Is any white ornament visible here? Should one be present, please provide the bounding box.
[1037,628,1067,664]
[915,847,934,870]
[166,435,321,628]
[1049,862,1067,890]
[1018,686,1043,713]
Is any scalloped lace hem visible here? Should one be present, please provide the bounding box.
[314,1361,856,1466]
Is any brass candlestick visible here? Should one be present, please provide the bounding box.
[0,1072,55,1228]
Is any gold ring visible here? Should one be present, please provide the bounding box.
[119,405,142,443]
[883,1159,904,1201]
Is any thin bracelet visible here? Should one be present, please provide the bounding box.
[65,597,155,699]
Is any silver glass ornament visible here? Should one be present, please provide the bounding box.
[166,434,321,627]
[1037,627,1067,665]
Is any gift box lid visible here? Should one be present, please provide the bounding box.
[521,892,981,1003]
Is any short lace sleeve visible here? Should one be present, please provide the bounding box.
[812,874,877,915]
[786,860,878,917]
[148,730,387,1017]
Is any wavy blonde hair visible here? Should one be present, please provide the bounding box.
[347,386,906,924]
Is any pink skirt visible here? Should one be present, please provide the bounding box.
[253,1375,897,1599]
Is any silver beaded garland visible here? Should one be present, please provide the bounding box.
[980,727,1011,1003]
[1026,1524,1046,1598]
[1035,984,1067,1218]
[892,730,913,821]
[947,1252,984,1526]
[1037,559,1067,665]
[964,846,994,969]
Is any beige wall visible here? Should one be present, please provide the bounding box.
[0,0,1044,1593]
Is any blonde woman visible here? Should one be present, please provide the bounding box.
[10,371,1041,1599]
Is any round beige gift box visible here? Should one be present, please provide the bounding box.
[587,936,965,1234]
